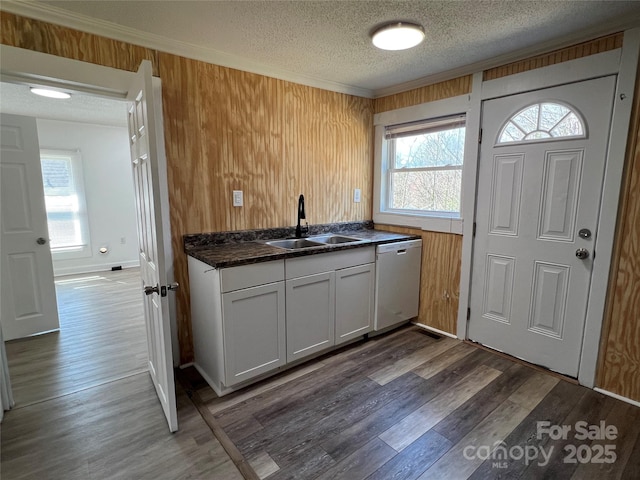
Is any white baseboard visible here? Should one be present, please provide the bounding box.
[594,388,640,408]
[412,322,459,339]
[53,260,140,277]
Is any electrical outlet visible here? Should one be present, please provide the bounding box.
[354,188,361,203]
[120,237,126,244]
[233,190,243,207]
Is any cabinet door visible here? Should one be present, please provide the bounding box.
[222,282,285,386]
[286,272,335,362]
[335,263,374,345]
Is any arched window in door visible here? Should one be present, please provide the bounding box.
[497,101,586,145]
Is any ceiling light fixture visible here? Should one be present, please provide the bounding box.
[371,22,425,51]
[30,87,71,99]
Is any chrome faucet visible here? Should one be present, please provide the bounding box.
[295,194,309,238]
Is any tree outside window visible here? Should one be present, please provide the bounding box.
[386,116,466,216]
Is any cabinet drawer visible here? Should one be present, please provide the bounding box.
[221,260,284,293]
[285,246,375,279]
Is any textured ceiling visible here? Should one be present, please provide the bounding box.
[4,1,640,96]
[0,82,128,127]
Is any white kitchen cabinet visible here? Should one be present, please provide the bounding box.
[285,246,375,361]
[286,271,335,362]
[189,244,377,395]
[188,256,286,396]
[222,282,286,386]
[335,263,375,345]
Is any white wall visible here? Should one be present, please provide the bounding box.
[36,118,139,276]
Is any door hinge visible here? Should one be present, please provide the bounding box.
[467,307,471,321]
[478,129,483,144]
[472,222,477,237]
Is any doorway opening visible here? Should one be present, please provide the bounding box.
[1,81,147,408]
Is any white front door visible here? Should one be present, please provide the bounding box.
[1,113,60,340]
[127,61,177,432]
[469,76,616,377]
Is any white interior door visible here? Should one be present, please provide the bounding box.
[127,61,177,432]
[469,76,616,377]
[1,113,60,340]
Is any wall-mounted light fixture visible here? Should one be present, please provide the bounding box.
[371,22,425,51]
[30,87,71,99]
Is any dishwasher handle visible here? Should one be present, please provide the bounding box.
[376,239,422,254]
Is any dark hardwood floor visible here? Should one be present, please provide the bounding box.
[1,372,243,480]
[5,270,638,479]
[191,326,640,480]
[2,269,243,480]
[5,269,148,407]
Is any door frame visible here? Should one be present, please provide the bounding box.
[0,44,180,367]
[457,28,640,387]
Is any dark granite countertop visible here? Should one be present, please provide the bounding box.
[184,222,420,268]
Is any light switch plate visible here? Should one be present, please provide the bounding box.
[354,188,361,203]
[233,190,243,207]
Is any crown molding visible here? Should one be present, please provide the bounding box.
[0,0,375,98]
[3,1,640,101]
[372,17,640,98]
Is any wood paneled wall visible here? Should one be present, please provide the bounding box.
[597,56,640,402]
[374,225,462,335]
[0,12,159,75]
[374,76,472,114]
[483,33,622,81]
[160,54,373,360]
[1,12,373,363]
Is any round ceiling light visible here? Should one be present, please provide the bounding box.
[30,87,71,99]
[371,22,425,51]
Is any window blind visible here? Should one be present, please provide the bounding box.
[385,114,466,140]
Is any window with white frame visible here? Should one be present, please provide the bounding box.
[374,94,471,233]
[40,149,91,254]
[385,115,466,216]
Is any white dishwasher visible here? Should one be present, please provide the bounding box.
[374,239,422,331]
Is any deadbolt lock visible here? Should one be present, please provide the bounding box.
[578,228,592,239]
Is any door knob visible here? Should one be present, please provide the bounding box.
[144,284,159,296]
[575,248,590,260]
[36,237,47,245]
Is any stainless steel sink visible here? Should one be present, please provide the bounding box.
[264,234,364,250]
[265,238,324,250]
[309,234,363,245]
